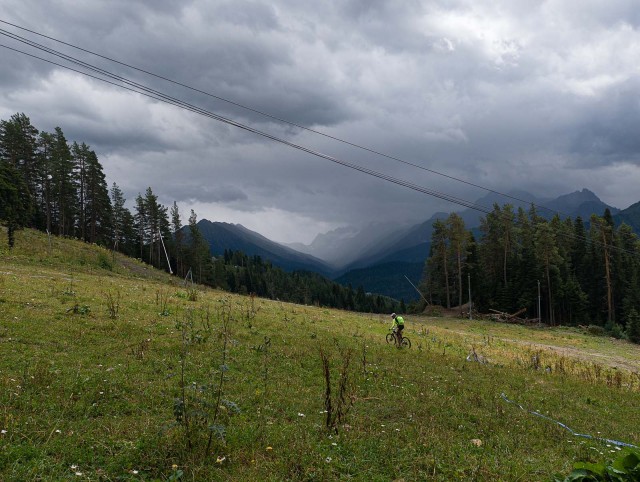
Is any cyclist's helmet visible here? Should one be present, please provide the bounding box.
[391,313,397,319]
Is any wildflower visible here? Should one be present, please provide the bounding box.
[70,465,78,470]
[216,455,226,464]
[325,457,332,463]
[331,442,337,446]
[171,464,178,470]
[266,446,273,451]
[1,430,7,434]
[131,470,139,474]
[75,472,83,476]
[298,412,305,417]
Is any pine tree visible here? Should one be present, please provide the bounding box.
[110,183,128,251]
[134,194,148,261]
[36,131,55,233]
[0,162,32,248]
[187,210,212,283]
[0,113,39,226]
[626,308,640,344]
[430,219,451,308]
[591,214,615,324]
[171,201,184,276]
[72,142,91,240]
[534,221,560,324]
[84,149,111,244]
[50,128,75,237]
[447,212,470,307]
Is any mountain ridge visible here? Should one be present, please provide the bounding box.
[191,189,625,301]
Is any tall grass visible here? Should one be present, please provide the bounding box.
[1,229,639,480]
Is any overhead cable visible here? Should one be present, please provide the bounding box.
[0,17,579,220]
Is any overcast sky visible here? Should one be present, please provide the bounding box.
[2,1,640,243]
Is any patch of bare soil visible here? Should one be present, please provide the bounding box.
[503,338,640,373]
[117,257,174,283]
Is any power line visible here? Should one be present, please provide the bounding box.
[0,41,494,215]
[0,17,579,220]
[2,32,639,259]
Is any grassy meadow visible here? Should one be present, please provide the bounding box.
[1,228,639,481]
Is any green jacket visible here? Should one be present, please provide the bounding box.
[394,316,404,326]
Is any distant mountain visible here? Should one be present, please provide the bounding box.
[343,189,618,272]
[190,189,623,303]
[540,188,619,219]
[342,213,447,271]
[457,189,547,227]
[286,222,402,269]
[194,220,334,276]
[614,201,640,234]
[334,261,424,302]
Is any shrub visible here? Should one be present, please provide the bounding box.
[97,253,113,271]
[554,447,640,481]
[586,325,606,337]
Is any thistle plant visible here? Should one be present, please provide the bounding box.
[171,301,240,458]
[319,344,354,434]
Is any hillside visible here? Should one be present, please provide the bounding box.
[334,261,424,301]
[194,220,334,276]
[2,227,640,480]
[614,200,640,233]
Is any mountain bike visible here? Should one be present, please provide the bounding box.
[386,328,411,348]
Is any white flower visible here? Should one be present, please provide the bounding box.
[331,442,337,446]
[70,465,78,470]
[131,470,139,474]
[297,413,305,417]
[1,430,7,434]
[75,472,83,476]
[325,457,332,463]
[55,429,61,433]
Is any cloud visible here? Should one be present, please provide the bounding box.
[2,0,640,243]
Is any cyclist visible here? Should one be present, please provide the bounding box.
[390,313,405,346]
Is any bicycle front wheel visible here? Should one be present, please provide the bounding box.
[386,333,395,344]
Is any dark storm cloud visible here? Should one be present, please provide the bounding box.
[568,79,640,166]
[2,0,640,242]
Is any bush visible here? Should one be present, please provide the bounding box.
[586,325,606,337]
[97,253,113,271]
[554,447,640,481]
[605,322,627,340]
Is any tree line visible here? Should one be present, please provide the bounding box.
[420,206,640,343]
[0,112,398,314]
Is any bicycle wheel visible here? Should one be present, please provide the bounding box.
[401,337,411,348]
[386,333,395,344]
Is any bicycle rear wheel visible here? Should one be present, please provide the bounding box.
[401,337,411,348]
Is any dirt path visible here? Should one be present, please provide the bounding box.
[412,317,640,373]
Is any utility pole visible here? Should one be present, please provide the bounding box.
[468,273,472,320]
[537,280,541,326]
[404,275,429,306]
[158,229,173,274]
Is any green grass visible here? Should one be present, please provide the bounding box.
[1,228,639,481]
